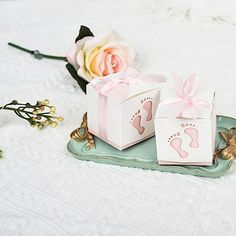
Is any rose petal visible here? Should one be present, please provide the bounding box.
[103,53,114,76]
[85,47,102,78]
[66,43,79,70]
[76,51,92,81]
[91,51,105,77]
[112,55,122,72]
[67,36,92,70]
[77,66,92,81]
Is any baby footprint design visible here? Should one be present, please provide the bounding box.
[131,110,145,135]
[168,132,188,158]
[181,123,199,148]
[141,97,152,121]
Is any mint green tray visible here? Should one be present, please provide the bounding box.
[67,115,235,178]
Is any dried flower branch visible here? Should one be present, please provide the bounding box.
[0,99,64,129]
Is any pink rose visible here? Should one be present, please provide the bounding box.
[67,31,135,82]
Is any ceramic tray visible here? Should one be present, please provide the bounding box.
[67,115,235,178]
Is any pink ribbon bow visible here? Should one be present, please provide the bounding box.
[159,74,210,118]
[90,67,166,101]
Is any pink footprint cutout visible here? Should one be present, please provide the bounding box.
[169,133,188,158]
[143,99,152,121]
[132,115,145,135]
[182,125,199,148]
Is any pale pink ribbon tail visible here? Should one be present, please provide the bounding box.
[160,73,210,118]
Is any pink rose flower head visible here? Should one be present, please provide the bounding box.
[67,31,135,82]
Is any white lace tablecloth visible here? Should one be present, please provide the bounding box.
[0,0,236,235]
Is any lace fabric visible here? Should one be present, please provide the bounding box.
[0,0,236,235]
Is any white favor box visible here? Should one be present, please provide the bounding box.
[154,91,216,165]
[87,83,162,150]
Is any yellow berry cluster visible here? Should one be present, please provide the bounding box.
[29,99,64,129]
[1,99,64,129]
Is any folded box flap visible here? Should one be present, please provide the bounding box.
[124,83,161,101]
[87,70,166,103]
[88,82,162,103]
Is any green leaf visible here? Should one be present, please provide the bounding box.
[75,25,94,43]
[66,63,88,94]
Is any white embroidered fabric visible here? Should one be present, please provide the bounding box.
[0,0,236,235]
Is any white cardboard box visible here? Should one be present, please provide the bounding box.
[154,90,216,165]
[87,83,162,150]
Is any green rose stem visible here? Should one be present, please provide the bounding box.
[0,99,64,129]
[8,42,68,61]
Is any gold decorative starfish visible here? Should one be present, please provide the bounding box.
[70,112,95,150]
[216,127,236,160]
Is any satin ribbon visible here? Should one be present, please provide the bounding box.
[91,67,166,101]
[90,68,166,139]
[159,73,210,118]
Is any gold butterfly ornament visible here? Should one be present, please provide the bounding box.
[70,112,95,150]
[216,127,236,160]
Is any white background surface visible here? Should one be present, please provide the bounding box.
[0,0,236,235]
